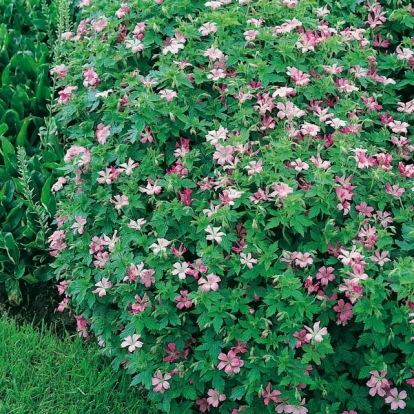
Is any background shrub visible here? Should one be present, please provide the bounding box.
[52,0,414,413]
[0,0,64,304]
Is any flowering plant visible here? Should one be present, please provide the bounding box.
[51,0,414,412]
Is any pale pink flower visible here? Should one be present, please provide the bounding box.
[50,64,68,80]
[149,238,171,255]
[207,68,226,81]
[57,85,78,105]
[199,22,218,36]
[71,215,87,235]
[152,370,171,394]
[388,120,410,134]
[91,17,108,33]
[300,122,320,136]
[355,202,374,217]
[294,252,313,268]
[240,252,257,269]
[121,334,143,352]
[162,37,184,55]
[198,273,221,292]
[205,126,228,145]
[271,183,293,199]
[367,370,390,397]
[326,118,346,129]
[203,46,225,61]
[385,183,405,198]
[290,158,309,172]
[92,277,112,297]
[286,67,310,86]
[304,321,328,342]
[244,30,259,41]
[119,158,139,175]
[95,123,110,144]
[51,177,67,192]
[57,297,69,312]
[110,194,129,210]
[57,280,70,295]
[385,388,407,410]
[217,350,244,374]
[83,67,100,88]
[139,179,162,195]
[159,89,177,101]
[396,47,413,60]
[370,249,391,267]
[205,225,225,244]
[245,160,263,175]
[310,154,331,169]
[128,218,147,230]
[206,389,226,407]
[125,38,144,53]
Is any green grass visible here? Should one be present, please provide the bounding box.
[0,314,157,414]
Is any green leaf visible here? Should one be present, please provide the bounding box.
[5,278,22,305]
[41,175,55,216]
[3,232,19,264]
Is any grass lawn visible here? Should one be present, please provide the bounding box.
[0,314,157,414]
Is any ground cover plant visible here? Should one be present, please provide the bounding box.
[0,314,156,414]
[0,0,63,304]
[51,0,414,412]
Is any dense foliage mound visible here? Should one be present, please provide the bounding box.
[52,0,414,412]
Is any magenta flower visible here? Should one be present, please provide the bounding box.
[262,383,281,405]
[217,350,244,374]
[315,266,335,285]
[333,299,353,325]
[198,274,221,292]
[151,370,171,394]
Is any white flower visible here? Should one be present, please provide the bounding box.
[171,262,190,279]
[205,225,225,244]
[121,334,143,352]
[304,321,328,342]
[149,238,171,255]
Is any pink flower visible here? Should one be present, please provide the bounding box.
[51,177,67,192]
[50,64,68,80]
[370,249,391,267]
[91,17,108,32]
[121,334,143,352]
[294,252,313,268]
[286,67,310,86]
[71,215,87,235]
[271,183,293,199]
[262,383,281,405]
[366,370,390,397]
[240,252,257,269]
[385,183,405,198]
[83,67,100,88]
[75,315,89,338]
[152,370,171,394]
[57,297,69,312]
[198,274,221,292]
[57,85,78,105]
[333,299,353,325]
[304,321,328,342]
[119,158,139,175]
[315,266,335,285]
[355,202,374,217]
[95,123,110,144]
[92,277,112,297]
[199,22,218,36]
[125,38,144,53]
[159,89,177,101]
[217,350,244,374]
[206,389,226,407]
[178,188,195,206]
[139,179,162,195]
[175,290,193,309]
[203,46,225,61]
[128,219,147,230]
[110,194,129,210]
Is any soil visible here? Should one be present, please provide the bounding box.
[0,280,77,338]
